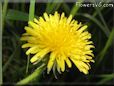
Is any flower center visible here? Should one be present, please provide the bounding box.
[38,25,78,54]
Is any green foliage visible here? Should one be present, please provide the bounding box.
[6,9,29,21]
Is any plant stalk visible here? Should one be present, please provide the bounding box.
[29,0,35,21]
[17,64,46,85]
[0,1,3,84]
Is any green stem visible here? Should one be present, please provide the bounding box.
[2,0,8,30]
[0,1,2,84]
[26,55,30,74]
[17,64,46,85]
[29,0,35,21]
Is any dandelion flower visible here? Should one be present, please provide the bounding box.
[21,12,94,74]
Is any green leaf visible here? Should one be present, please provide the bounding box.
[6,9,29,21]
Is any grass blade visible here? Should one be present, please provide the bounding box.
[96,28,114,65]
[62,3,70,15]
[3,44,20,72]
[70,0,83,17]
[94,7,110,35]
[0,1,2,84]
[46,0,53,12]
[29,0,35,21]
[46,0,62,14]
[2,0,8,30]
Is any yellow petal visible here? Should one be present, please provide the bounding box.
[60,57,65,72]
[56,60,61,74]
[90,60,95,63]
[61,12,65,19]
[80,61,90,70]
[78,25,88,33]
[85,45,95,50]
[30,53,40,63]
[80,68,88,74]
[30,48,49,63]
[44,12,49,21]
[82,33,91,40]
[86,56,92,59]
[47,52,56,74]
[22,43,33,48]
[34,18,39,24]
[70,58,82,72]
[39,17,45,23]
[70,58,89,74]
[65,57,72,68]
[24,26,38,36]
[67,15,72,24]
[28,21,39,29]
[26,46,39,55]
[80,31,89,37]
[56,57,63,73]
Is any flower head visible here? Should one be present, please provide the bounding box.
[21,12,94,74]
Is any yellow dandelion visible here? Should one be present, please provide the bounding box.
[21,12,94,74]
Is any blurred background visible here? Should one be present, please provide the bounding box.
[2,0,114,85]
